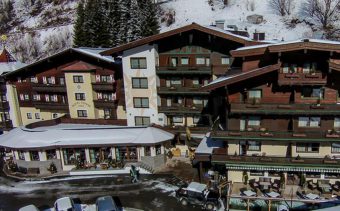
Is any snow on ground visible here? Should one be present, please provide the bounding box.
[160,0,312,41]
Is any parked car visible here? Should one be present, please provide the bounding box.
[18,204,40,211]
[175,182,220,210]
[96,196,118,211]
[54,197,75,211]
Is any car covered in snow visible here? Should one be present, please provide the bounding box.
[175,182,220,210]
[54,197,75,211]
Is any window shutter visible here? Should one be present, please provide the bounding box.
[97,93,102,100]
[45,95,49,102]
[51,77,55,84]
[19,94,24,101]
[43,77,47,84]
[110,75,114,83]
[37,94,41,101]
[17,77,21,83]
[34,77,38,83]
[112,93,116,100]
[96,75,100,82]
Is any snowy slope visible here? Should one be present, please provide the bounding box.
[3,0,330,63]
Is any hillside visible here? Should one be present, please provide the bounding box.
[1,0,338,63]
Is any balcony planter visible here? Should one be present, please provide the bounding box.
[292,133,306,137]
[325,134,340,138]
[310,104,324,109]
[305,74,319,78]
[285,73,299,78]
[261,133,274,137]
[324,160,337,164]
[229,132,241,136]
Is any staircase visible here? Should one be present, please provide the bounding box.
[124,162,155,174]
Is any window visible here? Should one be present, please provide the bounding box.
[196,57,205,65]
[132,78,148,89]
[221,57,230,65]
[335,118,340,128]
[75,93,85,101]
[296,143,320,153]
[47,77,55,84]
[170,57,178,67]
[170,78,182,86]
[192,78,199,86]
[59,77,65,85]
[156,145,162,155]
[35,113,40,119]
[46,149,56,160]
[52,113,58,119]
[30,77,38,83]
[18,150,25,160]
[130,57,147,69]
[301,87,324,99]
[173,116,183,123]
[193,116,200,124]
[303,63,311,73]
[27,113,32,119]
[73,75,84,83]
[332,143,340,153]
[250,170,264,176]
[24,94,30,100]
[30,151,39,161]
[102,93,114,101]
[135,116,150,126]
[249,90,262,99]
[33,94,41,101]
[133,97,149,108]
[1,95,6,102]
[100,75,112,83]
[282,63,289,73]
[144,146,151,156]
[248,116,261,127]
[62,148,86,165]
[193,97,203,105]
[248,141,261,151]
[298,117,321,127]
[181,57,189,65]
[77,110,88,118]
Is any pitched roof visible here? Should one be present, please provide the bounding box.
[61,61,97,71]
[0,47,26,75]
[202,63,281,91]
[5,47,115,78]
[0,123,174,149]
[100,23,256,56]
[0,48,16,63]
[232,39,340,57]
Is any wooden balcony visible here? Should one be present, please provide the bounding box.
[158,105,205,114]
[278,72,327,86]
[156,65,212,75]
[91,82,116,92]
[93,100,117,108]
[157,86,209,95]
[0,101,9,110]
[230,103,340,115]
[32,83,66,93]
[33,101,69,111]
[211,130,340,142]
[211,151,340,168]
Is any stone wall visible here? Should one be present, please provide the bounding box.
[141,154,166,170]
[15,159,62,175]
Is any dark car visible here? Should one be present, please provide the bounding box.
[96,196,118,211]
[175,182,219,210]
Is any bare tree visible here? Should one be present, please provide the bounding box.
[301,0,340,29]
[269,0,294,16]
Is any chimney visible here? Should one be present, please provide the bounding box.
[215,20,225,30]
[253,32,265,41]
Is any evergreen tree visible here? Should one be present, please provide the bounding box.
[138,0,160,37]
[107,0,121,46]
[126,0,142,42]
[73,0,86,47]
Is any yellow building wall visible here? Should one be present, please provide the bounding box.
[260,141,288,156]
[20,107,65,125]
[65,72,95,119]
[228,170,243,183]
[117,105,126,119]
[227,141,239,155]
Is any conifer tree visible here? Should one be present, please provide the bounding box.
[73,0,86,47]
[107,0,121,46]
[139,0,160,37]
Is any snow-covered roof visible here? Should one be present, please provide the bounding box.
[0,124,174,149]
[72,47,115,63]
[235,38,340,51]
[0,61,26,74]
[195,133,225,154]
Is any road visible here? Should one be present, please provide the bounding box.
[0,174,202,211]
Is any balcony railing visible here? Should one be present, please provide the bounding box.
[211,151,340,167]
[32,83,66,93]
[158,105,205,114]
[230,102,340,115]
[156,65,212,75]
[91,82,116,92]
[157,86,209,95]
[33,101,69,111]
[93,100,117,108]
[278,71,326,86]
[211,130,340,141]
